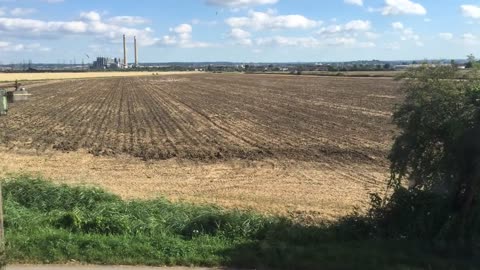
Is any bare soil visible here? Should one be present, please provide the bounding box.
[0,73,402,220]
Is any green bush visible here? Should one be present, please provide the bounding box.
[387,64,480,251]
[3,177,119,212]
[1,176,478,269]
[371,189,452,240]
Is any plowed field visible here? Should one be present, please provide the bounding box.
[0,74,401,219]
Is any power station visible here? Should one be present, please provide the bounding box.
[91,35,139,70]
[123,34,128,68]
[134,36,138,67]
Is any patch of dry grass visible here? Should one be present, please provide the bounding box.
[0,149,388,221]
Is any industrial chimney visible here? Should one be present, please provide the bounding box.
[134,36,138,67]
[123,34,127,68]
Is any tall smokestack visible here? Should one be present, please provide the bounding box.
[134,36,138,67]
[123,34,127,68]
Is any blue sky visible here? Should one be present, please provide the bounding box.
[0,0,478,63]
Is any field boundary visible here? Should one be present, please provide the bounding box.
[0,71,201,82]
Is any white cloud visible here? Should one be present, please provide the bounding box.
[0,13,158,46]
[191,19,218,26]
[158,23,212,48]
[461,5,480,19]
[317,25,342,35]
[160,35,177,46]
[107,16,149,26]
[392,21,404,30]
[173,23,192,40]
[79,11,101,21]
[382,0,427,15]
[0,7,37,17]
[344,20,371,31]
[327,37,357,46]
[0,41,50,52]
[0,11,214,49]
[246,16,371,48]
[297,20,375,49]
[0,17,82,34]
[206,0,278,8]
[344,0,363,6]
[255,35,375,48]
[400,29,419,41]
[256,36,321,47]
[10,8,36,16]
[438,32,453,41]
[229,28,252,45]
[316,20,371,35]
[226,10,320,30]
[391,22,422,46]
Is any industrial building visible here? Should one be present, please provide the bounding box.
[91,35,139,70]
[91,57,121,70]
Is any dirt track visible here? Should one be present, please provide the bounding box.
[0,73,401,219]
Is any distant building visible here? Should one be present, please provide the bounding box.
[91,57,121,70]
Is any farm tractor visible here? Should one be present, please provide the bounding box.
[0,80,31,116]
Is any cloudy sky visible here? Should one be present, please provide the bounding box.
[0,0,478,63]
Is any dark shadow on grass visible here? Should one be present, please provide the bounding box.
[223,228,480,270]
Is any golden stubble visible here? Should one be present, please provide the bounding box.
[0,148,388,221]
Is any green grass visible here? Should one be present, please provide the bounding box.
[1,176,478,269]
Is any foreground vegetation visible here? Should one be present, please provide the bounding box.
[1,176,478,269]
[388,64,480,252]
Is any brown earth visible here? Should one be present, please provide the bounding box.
[0,73,402,220]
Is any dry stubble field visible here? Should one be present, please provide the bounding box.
[0,73,401,220]
[0,71,198,82]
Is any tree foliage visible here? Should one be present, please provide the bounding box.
[388,63,480,250]
[466,54,480,70]
[390,65,480,189]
